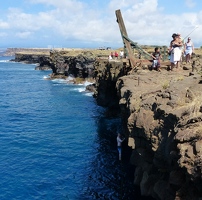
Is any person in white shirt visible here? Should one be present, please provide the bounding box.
[119,50,124,59]
[117,133,125,161]
[169,33,183,70]
[184,37,194,63]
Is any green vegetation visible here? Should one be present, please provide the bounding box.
[162,81,170,89]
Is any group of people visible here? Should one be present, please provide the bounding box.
[109,50,124,60]
[151,33,194,71]
[169,33,194,70]
[109,51,119,59]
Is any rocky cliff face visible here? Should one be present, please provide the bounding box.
[94,57,202,200]
[12,49,98,79]
[14,52,51,69]
[49,50,95,79]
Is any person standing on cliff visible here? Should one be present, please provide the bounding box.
[120,50,124,59]
[110,52,114,59]
[184,37,194,63]
[117,133,125,161]
[169,33,183,70]
[114,51,119,59]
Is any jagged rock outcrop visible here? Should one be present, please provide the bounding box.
[93,56,202,200]
[13,52,52,71]
[49,50,95,79]
[11,49,104,79]
[12,48,110,80]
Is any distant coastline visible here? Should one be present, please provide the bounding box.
[2,46,202,57]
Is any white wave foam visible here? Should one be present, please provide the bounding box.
[77,80,94,86]
[78,88,85,92]
[0,60,10,62]
[84,81,94,86]
[43,75,50,79]
[51,79,67,84]
[52,79,61,82]
[71,87,85,92]
[50,76,76,85]
[45,76,94,96]
[72,87,94,96]
[66,76,74,81]
[84,92,93,96]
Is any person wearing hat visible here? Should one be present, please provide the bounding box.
[169,33,183,70]
[177,33,184,49]
[184,37,194,63]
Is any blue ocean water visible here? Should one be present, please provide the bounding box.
[0,57,149,200]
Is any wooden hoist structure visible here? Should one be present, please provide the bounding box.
[115,9,170,69]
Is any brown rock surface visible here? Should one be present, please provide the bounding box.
[115,66,202,199]
[93,54,202,199]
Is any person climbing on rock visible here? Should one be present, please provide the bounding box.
[117,133,125,161]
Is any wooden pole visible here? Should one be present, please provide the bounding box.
[115,9,170,68]
[115,9,137,68]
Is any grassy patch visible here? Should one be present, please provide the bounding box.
[162,81,170,89]
[176,76,184,81]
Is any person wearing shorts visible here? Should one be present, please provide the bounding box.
[184,37,194,63]
[151,47,161,71]
[117,133,125,161]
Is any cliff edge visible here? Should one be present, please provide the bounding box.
[94,57,202,200]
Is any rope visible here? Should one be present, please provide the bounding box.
[122,34,152,58]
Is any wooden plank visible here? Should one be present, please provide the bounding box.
[115,9,137,68]
[133,59,170,64]
[121,59,171,65]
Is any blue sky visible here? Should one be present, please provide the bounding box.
[0,0,202,48]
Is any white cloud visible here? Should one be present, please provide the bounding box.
[0,21,9,29]
[7,8,41,31]
[1,0,202,47]
[16,31,33,39]
[185,0,196,8]
[112,0,202,46]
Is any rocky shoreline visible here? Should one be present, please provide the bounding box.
[7,48,111,82]
[8,48,202,200]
